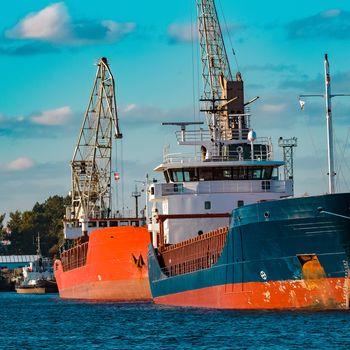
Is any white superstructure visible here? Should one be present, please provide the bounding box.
[149,0,294,248]
[149,127,293,246]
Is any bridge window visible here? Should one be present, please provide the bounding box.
[183,168,198,182]
[98,221,107,228]
[213,167,232,180]
[252,168,262,179]
[238,167,248,180]
[167,166,279,182]
[223,169,232,179]
[204,201,211,210]
[173,170,184,182]
[199,168,213,181]
[164,171,170,183]
[262,167,273,179]
[272,167,279,180]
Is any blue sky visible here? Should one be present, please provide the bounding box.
[0,0,350,217]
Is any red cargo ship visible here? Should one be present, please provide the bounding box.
[54,57,151,301]
[55,219,151,300]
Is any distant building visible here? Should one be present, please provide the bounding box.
[0,255,40,269]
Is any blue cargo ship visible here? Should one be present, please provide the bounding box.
[146,0,350,309]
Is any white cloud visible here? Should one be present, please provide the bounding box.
[261,104,287,113]
[2,157,35,172]
[120,103,194,127]
[102,21,136,42]
[6,3,70,42]
[31,106,73,125]
[167,22,242,43]
[168,23,197,43]
[322,9,341,18]
[5,2,136,45]
[123,104,137,113]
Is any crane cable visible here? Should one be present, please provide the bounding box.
[191,1,202,157]
[120,138,125,216]
[114,138,119,215]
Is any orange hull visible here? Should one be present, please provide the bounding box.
[154,278,349,309]
[54,226,152,301]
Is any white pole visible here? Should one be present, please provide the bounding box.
[324,54,335,194]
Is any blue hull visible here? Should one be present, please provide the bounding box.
[148,193,350,308]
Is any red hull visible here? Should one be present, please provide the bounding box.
[154,278,349,309]
[54,226,152,301]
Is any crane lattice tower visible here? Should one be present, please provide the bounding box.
[70,57,122,222]
[278,137,297,180]
[197,0,250,146]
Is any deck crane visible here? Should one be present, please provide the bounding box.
[197,0,256,157]
[69,57,122,235]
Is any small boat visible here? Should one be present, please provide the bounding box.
[16,235,58,294]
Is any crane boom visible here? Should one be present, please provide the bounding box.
[70,57,122,232]
[197,0,232,101]
[197,0,249,146]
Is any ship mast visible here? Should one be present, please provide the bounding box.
[70,57,122,234]
[324,54,335,194]
[197,0,250,154]
[299,54,350,194]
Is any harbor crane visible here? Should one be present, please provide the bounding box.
[69,57,122,234]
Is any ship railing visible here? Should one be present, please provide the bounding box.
[174,129,211,143]
[63,217,146,230]
[163,152,273,164]
[158,180,290,196]
[159,226,229,277]
[173,128,264,144]
[61,241,89,272]
[161,254,222,277]
[163,138,273,164]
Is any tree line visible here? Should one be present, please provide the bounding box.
[0,195,70,257]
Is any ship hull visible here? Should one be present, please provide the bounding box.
[55,226,152,301]
[148,193,350,309]
[16,287,46,294]
[16,283,58,294]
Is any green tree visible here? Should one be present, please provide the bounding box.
[0,213,5,240]
[6,195,69,256]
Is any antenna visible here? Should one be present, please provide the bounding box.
[132,185,141,219]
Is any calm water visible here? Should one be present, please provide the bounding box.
[1,293,350,350]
